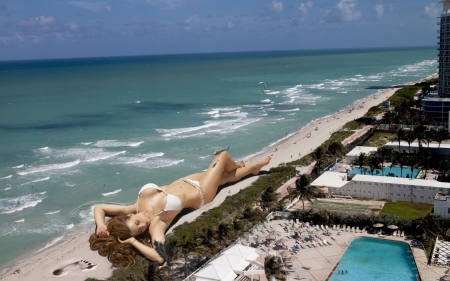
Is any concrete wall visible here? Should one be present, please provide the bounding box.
[329,179,449,204]
[435,199,450,217]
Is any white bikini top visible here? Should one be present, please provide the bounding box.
[137,183,182,220]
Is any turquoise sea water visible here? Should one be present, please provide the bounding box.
[348,166,421,178]
[0,47,437,272]
[329,237,419,281]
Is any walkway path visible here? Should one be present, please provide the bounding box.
[341,113,385,146]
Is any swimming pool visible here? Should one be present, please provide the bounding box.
[348,166,421,178]
[329,237,419,281]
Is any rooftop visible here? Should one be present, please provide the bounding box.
[310,172,348,188]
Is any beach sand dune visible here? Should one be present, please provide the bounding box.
[0,77,432,280]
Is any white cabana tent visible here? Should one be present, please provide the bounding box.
[193,244,264,281]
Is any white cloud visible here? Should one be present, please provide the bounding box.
[227,20,236,29]
[424,3,440,18]
[18,16,56,27]
[69,23,79,30]
[299,2,313,17]
[68,1,112,13]
[375,4,383,18]
[337,0,361,22]
[269,1,283,12]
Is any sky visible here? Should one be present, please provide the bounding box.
[0,0,443,61]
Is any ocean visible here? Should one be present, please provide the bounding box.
[0,46,437,272]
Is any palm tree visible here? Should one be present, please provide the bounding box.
[260,186,279,212]
[328,141,345,157]
[394,129,406,151]
[413,124,427,154]
[290,175,315,210]
[264,255,287,281]
[425,129,436,150]
[312,146,328,171]
[353,152,367,175]
[368,155,382,175]
[391,150,408,177]
[376,146,393,176]
[403,130,416,153]
[434,129,450,155]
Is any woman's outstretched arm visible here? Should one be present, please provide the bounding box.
[118,237,165,264]
[93,204,135,237]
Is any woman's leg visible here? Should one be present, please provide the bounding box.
[197,152,271,202]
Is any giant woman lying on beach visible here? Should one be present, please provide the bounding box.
[89,152,271,267]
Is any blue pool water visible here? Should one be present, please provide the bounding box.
[348,166,421,178]
[329,237,419,281]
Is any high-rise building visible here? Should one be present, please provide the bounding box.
[422,0,450,128]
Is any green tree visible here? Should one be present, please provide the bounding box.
[403,130,416,153]
[296,175,314,210]
[376,146,393,176]
[264,256,287,281]
[434,129,450,155]
[352,152,367,175]
[368,155,382,175]
[391,150,408,177]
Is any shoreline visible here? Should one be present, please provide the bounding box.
[0,74,436,281]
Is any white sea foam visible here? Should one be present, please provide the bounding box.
[39,191,46,195]
[80,142,92,145]
[37,235,64,252]
[14,219,24,223]
[199,155,210,159]
[102,189,122,196]
[17,160,81,176]
[85,150,126,162]
[260,99,271,103]
[118,152,164,164]
[0,194,46,214]
[31,176,50,183]
[66,224,74,229]
[44,210,61,215]
[39,147,49,151]
[93,140,144,147]
[269,108,300,112]
[12,164,24,169]
[4,187,11,191]
[0,175,12,179]
[135,101,140,104]
[265,91,280,95]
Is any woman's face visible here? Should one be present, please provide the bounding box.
[126,211,150,237]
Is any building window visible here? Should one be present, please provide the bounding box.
[448,207,450,214]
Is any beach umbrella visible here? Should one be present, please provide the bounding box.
[373,223,384,228]
[266,233,277,240]
[387,225,398,230]
[277,238,288,244]
[269,230,281,236]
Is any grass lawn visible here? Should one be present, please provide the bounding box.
[362,131,396,147]
[309,201,369,213]
[342,120,365,130]
[380,201,433,220]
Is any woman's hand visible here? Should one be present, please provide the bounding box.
[118,237,136,245]
[96,225,109,238]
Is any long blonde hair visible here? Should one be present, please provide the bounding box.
[89,215,151,268]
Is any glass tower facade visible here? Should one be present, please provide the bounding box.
[423,1,450,127]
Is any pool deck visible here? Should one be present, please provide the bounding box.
[250,219,447,281]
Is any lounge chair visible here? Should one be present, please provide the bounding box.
[330,236,336,241]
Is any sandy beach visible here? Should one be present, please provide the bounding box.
[0,76,434,281]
